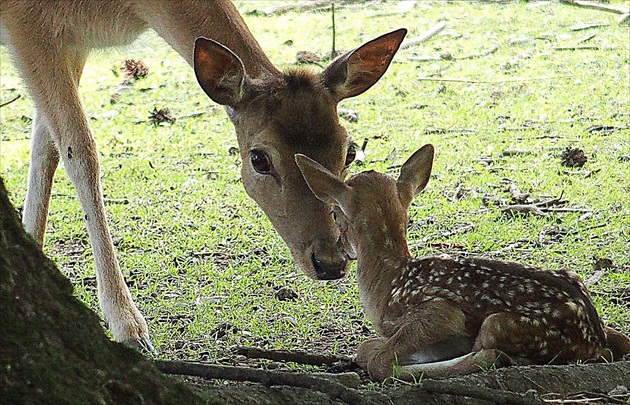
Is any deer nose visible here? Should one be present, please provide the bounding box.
[311,253,348,280]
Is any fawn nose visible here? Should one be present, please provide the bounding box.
[311,252,348,280]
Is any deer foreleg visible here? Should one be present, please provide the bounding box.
[7,33,153,351]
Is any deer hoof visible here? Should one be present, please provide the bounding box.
[356,338,386,369]
[123,336,157,355]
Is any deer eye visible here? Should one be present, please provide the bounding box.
[331,210,338,223]
[250,149,272,174]
[345,143,357,167]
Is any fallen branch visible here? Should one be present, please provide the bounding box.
[235,346,355,367]
[0,95,21,108]
[155,360,372,405]
[400,22,447,49]
[559,0,629,14]
[421,380,544,405]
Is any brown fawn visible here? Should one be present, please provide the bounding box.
[296,144,630,381]
[1,0,406,350]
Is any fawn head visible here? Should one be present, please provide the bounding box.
[295,144,434,260]
[191,29,406,280]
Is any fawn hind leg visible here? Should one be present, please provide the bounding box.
[359,301,483,381]
[473,312,569,365]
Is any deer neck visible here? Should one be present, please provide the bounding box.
[201,1,280,79]
[354,216,410,326]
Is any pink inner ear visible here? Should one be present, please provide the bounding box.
[194,39,245,106]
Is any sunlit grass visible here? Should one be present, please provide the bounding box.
[1,1,628,366]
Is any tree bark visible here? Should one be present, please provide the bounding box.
[0,178,206,404]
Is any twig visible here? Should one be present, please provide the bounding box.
[454,44,499,60]
[330,2,336,59]
[400,22,447,49]
[540,207,594,213]
[534,193,568,208]
[448,183,464,202]
[421,380,545,405]
[409,45,499,62]
[501,204,547,217]
[554,45,618,50]
[501,149,536,156]
[154,360,373,405]
[251,0,366,16]
[424,127,476,134]
[415,76,561,84]
[103,198,130,205]
[559,0,629,15]
[508,183,530,204]
[235,346,355,366]
[584,269,606,287]
[0,95,21,108]
[570,22,608,31]
[577,33,597,44]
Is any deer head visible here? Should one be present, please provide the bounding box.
[193,29,407,280]
[295,144,434,265]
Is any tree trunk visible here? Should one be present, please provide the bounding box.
[0,178,207,404]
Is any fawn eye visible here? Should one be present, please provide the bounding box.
[331,210,338,223]
[250,149,272,174]
[345,143,357,167]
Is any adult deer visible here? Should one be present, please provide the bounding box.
[296,145,630,381]
[0,0,406,352]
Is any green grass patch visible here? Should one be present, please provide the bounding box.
[1,1,628,365]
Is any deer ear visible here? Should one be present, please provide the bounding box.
[194,37,247,107]
[295,154,352,211]
[321,28,407,102]
[396,144,434,208]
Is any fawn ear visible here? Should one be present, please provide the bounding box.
[295,154,352,211]
[194,37,248,107]
[321,29,407,102]
[397,144,435,207]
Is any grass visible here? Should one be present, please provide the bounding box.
[1,0,628,371]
